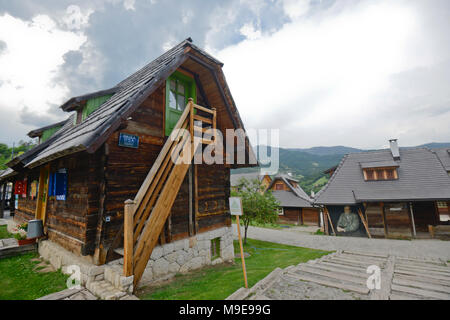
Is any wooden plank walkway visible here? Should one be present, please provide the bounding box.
[227,251,450,300]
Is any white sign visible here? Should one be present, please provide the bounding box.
[229,197,243,216]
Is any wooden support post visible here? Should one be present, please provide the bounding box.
[124,199,135,277]
[409,202,417,238]
[235,215,248,288]
[357,208,371,238]
[379,202,387,237]
[325,208,336,236]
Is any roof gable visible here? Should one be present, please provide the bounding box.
[13,38,255,169]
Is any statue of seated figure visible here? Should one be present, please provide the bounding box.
[336,206,360,235]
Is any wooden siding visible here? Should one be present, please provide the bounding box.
[278,208,300,224]
[302,208,320,226]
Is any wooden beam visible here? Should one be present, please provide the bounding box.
[124,199,135,277]
[357,207,371,238]
[379,202,388,237]
[324,207,336,236]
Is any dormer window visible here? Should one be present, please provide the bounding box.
[360,160,399,181]
[363,167,398,181]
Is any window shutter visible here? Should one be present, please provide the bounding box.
[55,171,67,201]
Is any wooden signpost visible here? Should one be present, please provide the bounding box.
[229,197,248,288]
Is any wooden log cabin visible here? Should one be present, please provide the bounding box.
[267,174,320,226]
[314,139,450,239]
[1,38,257,286]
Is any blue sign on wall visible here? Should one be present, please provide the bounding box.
[119,133,139,149]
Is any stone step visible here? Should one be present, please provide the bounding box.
[342,250,388,259]
[86,280,128,300]
[394,268,450,282]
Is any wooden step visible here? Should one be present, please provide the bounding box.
[283,272,369,295]
[392,276,450,294]
[294,265,368,285]
[391,284,450,300]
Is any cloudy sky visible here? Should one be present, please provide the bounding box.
[0,0,449,149]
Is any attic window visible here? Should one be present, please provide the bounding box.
[363,168,398,181]
[275,183,284,190]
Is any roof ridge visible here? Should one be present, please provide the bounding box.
[313,154,348,204]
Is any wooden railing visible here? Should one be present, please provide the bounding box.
[123,98,216,287]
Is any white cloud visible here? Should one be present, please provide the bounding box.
[281,0,310,19]
[0,13,86,124]
[240,22,262,40]
[215,0,449,148]
[123,0,136,11]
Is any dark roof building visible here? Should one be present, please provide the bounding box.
[267,174,319,226]
[314,139,450,239]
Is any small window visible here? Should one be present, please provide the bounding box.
[275,183,283,190]
[364,168,398,181]
[277,207,284,216]
[211,238,221,260]
[169,78,188,111]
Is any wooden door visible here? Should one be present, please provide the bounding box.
[35,164,50,225]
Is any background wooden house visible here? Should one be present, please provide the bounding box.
[0,38,256,286]
[314,140,450,239]
[267,174,319,226]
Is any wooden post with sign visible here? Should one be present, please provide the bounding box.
[229,197,248,289]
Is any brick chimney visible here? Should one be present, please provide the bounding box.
[389,139,400,160]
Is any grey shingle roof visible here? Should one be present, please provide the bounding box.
[13,38,252,169]
[268,174,313,208]
[271,190,312,208]
[359,160,399,169]
[434,148,450,172]
[314,148,450,205]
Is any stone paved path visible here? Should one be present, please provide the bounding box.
[227,251,450,300]
[233,225,450,260]
[37,287,140,300]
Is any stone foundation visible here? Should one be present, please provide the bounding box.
[38,225,235,294]
[130,226,234,287]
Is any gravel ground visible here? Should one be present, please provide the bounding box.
[233,225,450,260]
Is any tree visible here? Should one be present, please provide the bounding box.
[232,178,280,244]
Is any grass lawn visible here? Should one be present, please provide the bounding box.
[0,225,13,239]
[137,238,331,300]
[0,253,69,300]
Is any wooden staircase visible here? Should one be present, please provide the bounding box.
[122,98,216,287]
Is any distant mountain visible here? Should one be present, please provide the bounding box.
[414,142,450,149]
[292,146,365,156]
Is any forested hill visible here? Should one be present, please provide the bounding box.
[0,141,36,170]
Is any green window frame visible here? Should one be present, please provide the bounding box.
[165,71,196,136]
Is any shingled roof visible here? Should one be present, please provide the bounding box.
[8,38,254,169]
[268,174,313,208]
[434,148,450,172]
[314,147,450,205]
